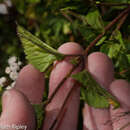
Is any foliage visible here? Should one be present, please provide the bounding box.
[0,0,130,80]
[17,25,64,72]
[0,0,130,129]
[72,70,120,108]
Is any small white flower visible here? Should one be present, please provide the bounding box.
[8,56,17,65]
[9,71,18,80]
[18,61,22,66]
[6,85,13,90]
[5,66,11,74]
[0,77,7,86]
[11,81,16,88]
[10,62,19,72]
[4,0,12,7]
[0,4,8,14]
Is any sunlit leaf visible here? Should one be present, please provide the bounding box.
[17,25,65,72]
[96,36,107,46]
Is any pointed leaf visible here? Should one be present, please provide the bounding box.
[17,25,65,72]
[72,70,120,109]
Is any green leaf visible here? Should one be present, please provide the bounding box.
[72,70,120,109]
[60,6,77,11]
[108,43,121,58]
[27,0,40,3]
[32,104,44,129]
[127,54,130,64]
[100,44,110,54]
[17,25,65,72]
[111,30,125,49]
[0,87,5,114]
[115,53,129,69]
[86,9,104,31]
[96,36,107,46]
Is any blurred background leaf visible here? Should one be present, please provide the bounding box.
[0,0,130,83]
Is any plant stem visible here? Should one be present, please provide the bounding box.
[84,6,130,56]
[43,58,81,107]
[116,13,129,30]
[49,84,78,130]
[118,67,130,75]
[60,10,73,23]
[110,12,129,40]
[96,2,130,7]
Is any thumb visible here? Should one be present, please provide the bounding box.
[0,88,36,130]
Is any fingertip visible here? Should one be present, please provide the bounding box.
[0,88,36,130]
[58,42,84,55]
[87,52,114,89]
[15,64,45,104]
[110,80,130,130]
[109,79,130,107]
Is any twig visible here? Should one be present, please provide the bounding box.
[96,2,130,7]
[110,12,129,40]
[116,13,129,30]
[84,6,130,56]
[119,67,130,75]
[60,11,73,23]
[49,84,78,130]
[43,57,82,107]
[66,10,86,23]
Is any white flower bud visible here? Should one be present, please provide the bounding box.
[0,4,8,15]
[10,63,19,72]
[5,66,11,74]
[4,0,12,7]
[6,85,13,90]
[0,77,7,86]
[9,71,18,80]
[8,56,17,65]
[18,61,22,66]
[11,81,16,88]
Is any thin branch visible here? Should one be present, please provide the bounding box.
[43,57,82,107]
[110,12,129,40]
[116,13,129,30]
[49,84,78,130]
[60,10,73,23]
[119,67,130,75]
[96,2,130,7]
[66,10,86,23]
[84,6,130,56]
[43,58,84,129]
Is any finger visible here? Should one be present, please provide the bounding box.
[0,88,35,130]
[83,52,114,130]
[110,80,130,130]
[43,42,83,130]
[15,64,45,104]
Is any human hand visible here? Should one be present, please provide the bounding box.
[0,42,130,130]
